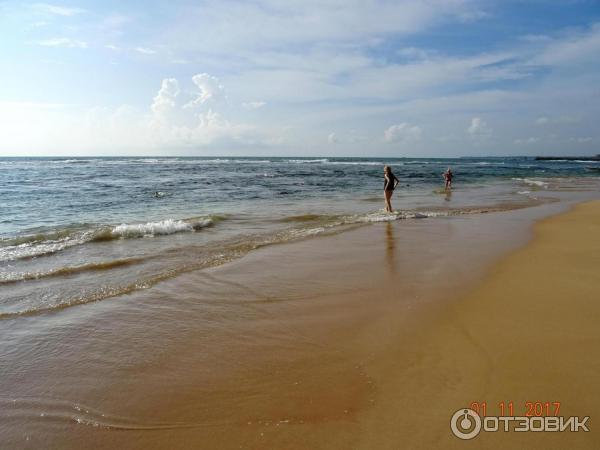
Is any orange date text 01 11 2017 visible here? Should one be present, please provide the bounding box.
[469,401,561,417]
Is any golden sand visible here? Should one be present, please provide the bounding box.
[359,200,600,449]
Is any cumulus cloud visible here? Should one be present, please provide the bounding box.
[0,74,277,154]
[384,123,422,143]
[151,78,180,118]
[327,132,338,144]
[467,117,492,139]
[171,109,265,146]
[37,38,88,48]
[144,75,275,149]
[184,73,225,108]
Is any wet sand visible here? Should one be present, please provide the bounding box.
[359,200,600,449]
[1,198,599,449]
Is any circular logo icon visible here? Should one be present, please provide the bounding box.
[450,408,481,440]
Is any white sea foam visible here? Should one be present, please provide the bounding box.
[111,218,212,238]
[512,178,549,188]
[327,161,383,166]
[0,236,88,262]
[346,210,450,224]
[469,161,505,166]
[287,159,329,163]
[199,159,273,164]
[0,217,216,261]
[544,159,600,163]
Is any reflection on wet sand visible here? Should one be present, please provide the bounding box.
[385,221,396,274]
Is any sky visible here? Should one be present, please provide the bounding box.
[0,0,599,157]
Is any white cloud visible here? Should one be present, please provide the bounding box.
[535,23,600,66]
[105,44,120,51]
[135,47,156,55]
[467,117,492,139]
[37,38,88,48]
[151,78,180,118]
[384,123,422,142]
[32,3,85,16]
[242,101,266,110]
[184,73,225,108]
[145,76,274,149]
[324,130,367,144]
[0,76,278,154]
[164,0,487,53]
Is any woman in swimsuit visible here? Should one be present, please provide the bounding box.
[443,167,453,190]
[383,165,399,212]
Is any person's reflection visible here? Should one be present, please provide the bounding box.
[444,189,452,202]
[386,221,396,274]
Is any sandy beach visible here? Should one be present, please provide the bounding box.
[1,196,600,449]
[357,199,600,449]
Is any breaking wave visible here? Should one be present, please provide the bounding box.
[0,216,220,262]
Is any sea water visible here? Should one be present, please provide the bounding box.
[1,156,599,317]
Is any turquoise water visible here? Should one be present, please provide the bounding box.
[1,156,598,317]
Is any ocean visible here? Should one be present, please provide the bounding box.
[1,156,599,318]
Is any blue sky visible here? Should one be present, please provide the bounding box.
[0,0,599,156]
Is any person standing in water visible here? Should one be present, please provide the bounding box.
[443,167,454,190]
[383,165,399,212]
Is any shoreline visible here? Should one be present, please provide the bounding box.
[1,197,599,449]
[0,189,556,320]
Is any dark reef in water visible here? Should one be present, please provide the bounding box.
[535,154,600,161]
